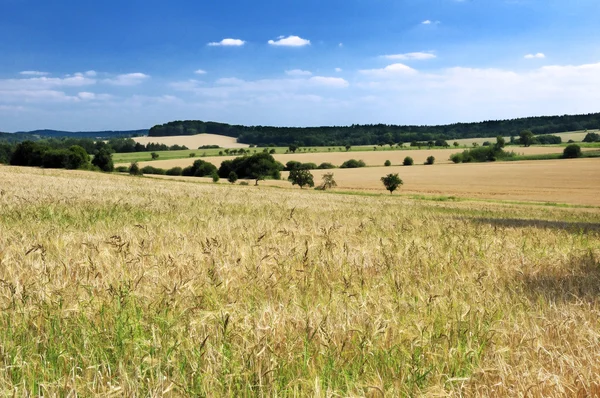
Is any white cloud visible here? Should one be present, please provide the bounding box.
[286,69,312,77]
[104,73,149,86]
[359,63,418,76]
[525,53,546,59]
[208,38,245,47]
[382,52,436,60]
[309,76,349,88]
[85,70,97,77]
[77,92,112,101]
[195,69,207,75]
[268,35,311,47]
[422,20,432,24]
[19,71,49,76]
[335,68,343,72]
[0,75,95,90]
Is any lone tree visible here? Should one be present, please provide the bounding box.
[151,152,159,160]
[318,172,337,190]
[520,130,535,147]
[289,144,299,153]
[345,145,351,152]
[129,162,143,176]
[403,156,414,166]
[495,136,506,150]
[425,156,435,165]
[381,173,403,194]
[227,171,238,184]
[288,169,314,189]
[384,160,391,167]
[92,148,114,172]
[563,144,582,159]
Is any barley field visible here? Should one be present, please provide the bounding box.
[0,165,599,396]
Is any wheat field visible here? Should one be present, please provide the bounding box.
[1,165,599,396]
[133,134,250,149]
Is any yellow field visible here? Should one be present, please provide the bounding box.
[133,133,249,149]
[118,145,590,170]
[1,165,599,396]
[149,158,600,206]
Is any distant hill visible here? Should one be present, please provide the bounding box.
[149,113,600,147]
[13,129,149,139]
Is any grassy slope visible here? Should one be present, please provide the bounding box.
[0,166,599,396]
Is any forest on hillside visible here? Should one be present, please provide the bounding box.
[149,113,600,146]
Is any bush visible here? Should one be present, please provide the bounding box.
[92,148,114,172]
[115,166,128,172]
[403,157,414,166]
[228,171,238,184]
[239,181,249,186]
[340,159,366,168]
[563,144,582,159]
[535,135,562,145]
[141,166,166,175]
[218,153,284,185]
[189,153,196,158]
[583,132,600,143]
[198,145,220,149]
[129,162,143,176]
[211,171,220,183]
[425,156,435,165]
[183,159,218,177]
[317,172,337,190]
[166,167,183,176]
[450,153,463,164]
[384,160,391,167]
[317,162,336,169]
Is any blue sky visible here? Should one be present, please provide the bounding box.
[1,0,600,132]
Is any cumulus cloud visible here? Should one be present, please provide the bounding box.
[19,71,49,76]
[286,69,312,77]
[195,69,207,75]
[382,52,436,60]
[0,75,96,90]
[422,20,432,24]
[85,70,97,77]
[525,53,546,59]
[268,35,311,47]
[104,73,149,86]
[359,63,418,76]
[335,68,343,72]
[208,38,245,46]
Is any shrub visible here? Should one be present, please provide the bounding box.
[115,166,128,172]
[92,148,114,172]
[218,153,284,185]
[182,159,218,177]
[166,167,183,176]
[535,135,562,145]
[129,162,143,176]
[189,153,196,158]
[151,152,159,160]
[141,166,166,175]
[450,153,463,163]
[425,156,435,165]
[403,157,414,166]
[583,132,600,142]
[381,173,403,194]
[239,181,249,186]
[340,159,366,168]
[228,171,238,184]
[384,160,391,167]
[563,144,582,159]
[317,162,336,169]
[211,171,220,183]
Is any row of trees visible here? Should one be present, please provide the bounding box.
[149,114,600,146]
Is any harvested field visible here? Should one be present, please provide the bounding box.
[1,165,599,396]
[117,145,590,169]
[133,133,249,148]
[152,158,600,206]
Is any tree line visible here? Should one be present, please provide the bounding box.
[148,113,600,146]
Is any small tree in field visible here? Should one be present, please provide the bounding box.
[227,171,238,184]
[425,156,435,165]
[381,174,403,194]
[384,160,391,166]
[345,145,351,152]
[211,171,220,183]
[288,169,314,189]
[403,156,414,166]
[317,172,337,190]
[151,152,159,160]
[92,148,114,172]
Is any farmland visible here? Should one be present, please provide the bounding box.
[1,165,599,396]
[133,133,249,149]
[115,145,596,169]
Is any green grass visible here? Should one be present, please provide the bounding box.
[502,149,600,162]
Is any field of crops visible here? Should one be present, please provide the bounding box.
[116,145,594,169]
[1,165,599,396]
